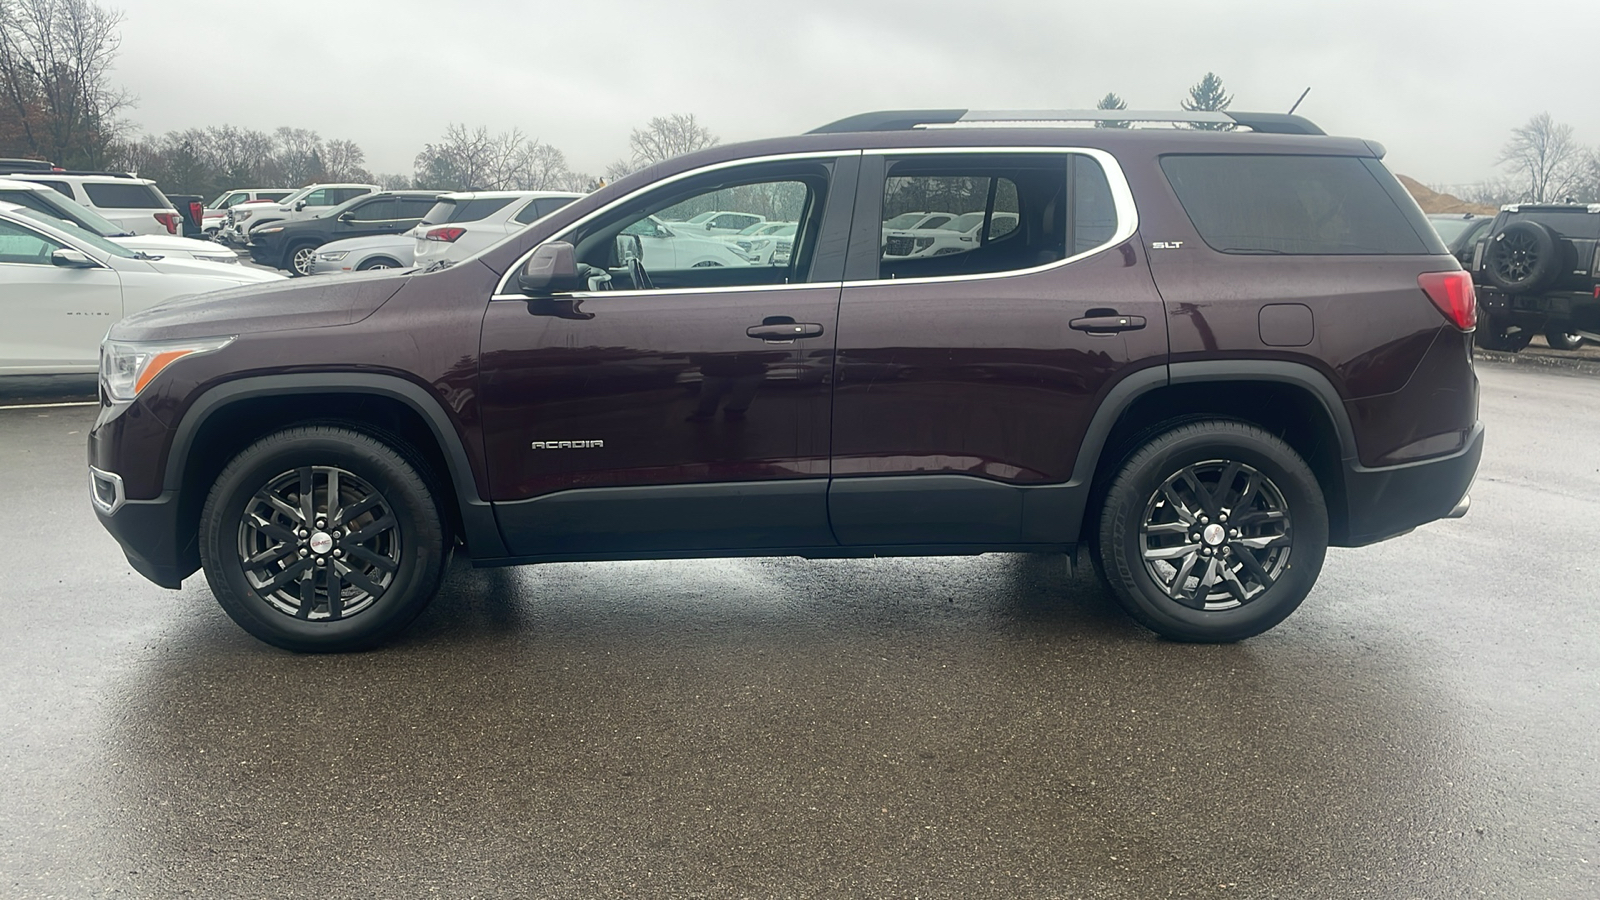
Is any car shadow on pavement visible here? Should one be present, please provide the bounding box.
[96,551,1477,899]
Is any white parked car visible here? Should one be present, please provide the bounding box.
[7,172,182,237]
[666,210,766,235]
[883,211,1020,260]
[202,188,293,236]
[411,190,583,270]
[225,183,379,242]
[0,179,240,264]
[308,233,416,275]
[722,221,798,265]
[0,203,283,375]
[617,215,754,270]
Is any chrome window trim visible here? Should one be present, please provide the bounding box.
[493,150,858,296]
[494,145,1136,298]
[492,280,844,302]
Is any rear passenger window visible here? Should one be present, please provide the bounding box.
[83,182,167,209]
[1161,155,1433,255]
[876,152,1120,279]
[32,180,73,198]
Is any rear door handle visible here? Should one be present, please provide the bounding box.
[747,322,824,341]
[1070,314,1146,334]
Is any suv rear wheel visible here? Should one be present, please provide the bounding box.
[1545,329,1584,351]
[198,425,447,652]
[1095,421,1328,642]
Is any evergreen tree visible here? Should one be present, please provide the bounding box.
[1181,73,1233,130]
[1095,92,1130,129]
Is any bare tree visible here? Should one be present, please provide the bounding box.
[0,0,132,166]
[320,139,370,182]
[1498,113,1584,203]
[628,113,718,168]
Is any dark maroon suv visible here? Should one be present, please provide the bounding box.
[88,109,1482,652]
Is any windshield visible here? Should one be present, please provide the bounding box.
[12,207,137,257]
[207,192,233,208]
[33,189,128,236]
[947,213,985,232]
[736,221,768,236]
[1428,217,1478,243]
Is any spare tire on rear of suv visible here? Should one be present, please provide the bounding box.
[1485,220,1561,294]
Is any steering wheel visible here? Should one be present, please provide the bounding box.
[628,256,653,291]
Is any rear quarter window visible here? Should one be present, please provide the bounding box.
[426,197,514,224]
[1161,155,1442,255]
[82,182,169,209]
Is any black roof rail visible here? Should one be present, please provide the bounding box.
[809,109,1325,136]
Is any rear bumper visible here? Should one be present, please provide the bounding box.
[1338,421,1483,547]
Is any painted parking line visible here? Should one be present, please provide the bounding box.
[0,400,99,410]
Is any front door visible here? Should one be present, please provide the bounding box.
[828,150,1167,546]
[479,154,858,557]
[0,218,121,374]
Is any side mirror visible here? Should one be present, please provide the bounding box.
[517,241,581,295]
[615,233,643,263]
[294,200,307,211]
[704,222,714,231]
[51,248,97,268]
[337,211,355,223]
[654,222,673,237]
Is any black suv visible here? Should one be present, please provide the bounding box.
[1470,203,1600,351]
[88,108,1482,652]
[248,190,441,275]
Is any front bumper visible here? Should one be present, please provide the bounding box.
[1338,421,1484,546]
[92,486,196,589]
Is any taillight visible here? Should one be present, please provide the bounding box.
[1418,270,1477,331]
[188,200,204,226]
[154,211,180,234]
[424,226,466,242]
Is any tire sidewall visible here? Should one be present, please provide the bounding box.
[1103,425,1328,642]
[286,242,319,277]
[200,430,444,652]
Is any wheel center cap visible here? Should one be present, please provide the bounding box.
[308,531,334,554]
[1201,523,1226,546]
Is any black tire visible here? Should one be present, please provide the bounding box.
[1095,420,1328,642]
[1474,316,1535,353]
[199,425,447,652]
[1545,329,1584,351]
[1484,220,1560,294]
[356,257,401,271]
[286,241,320,277]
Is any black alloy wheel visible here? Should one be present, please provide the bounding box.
[1545,329,1584,351]
[1096,420,1328,642]
[200,425,447,652]
[1484,221,1559,294]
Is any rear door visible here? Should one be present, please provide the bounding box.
[479,154,858,557]
[828,149,1165,547]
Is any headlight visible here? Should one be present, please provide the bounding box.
[100,336,235,402]
[254,226,283,235]
[194,254,238,264]
[236,210,252,221]
[316,250,349,261]
[749,239,771,250]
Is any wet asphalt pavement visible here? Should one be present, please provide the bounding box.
[1,362,1597,899]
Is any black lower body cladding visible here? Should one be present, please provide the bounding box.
[1339,423,1482,547]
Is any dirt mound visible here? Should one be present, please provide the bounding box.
[1396,175,1498,216]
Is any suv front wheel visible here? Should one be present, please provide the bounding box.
[198,425,448,652]
[1096,421,1328,642]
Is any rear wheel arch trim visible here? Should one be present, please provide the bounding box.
[162,373,507,558]
[1070,360,1359,487]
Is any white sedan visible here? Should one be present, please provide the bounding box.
[0,204,284,375]
[309,233,415,275]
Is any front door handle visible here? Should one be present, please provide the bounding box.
[747,322,824,341]
[1070,314,1146,334]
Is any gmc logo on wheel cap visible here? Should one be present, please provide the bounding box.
[531,440,604,449]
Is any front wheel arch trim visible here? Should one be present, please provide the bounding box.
[162,373,507,558]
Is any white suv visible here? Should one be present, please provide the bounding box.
[203,188,293,235]
[0,179,240,264]
[411,191,583,270]
[8,173,181,237]
[225,183,378,242]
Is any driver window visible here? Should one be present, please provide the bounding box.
[301,189,328,206]
[560,163,830,292]
[0,219,65,265]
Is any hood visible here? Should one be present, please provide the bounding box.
[113,233,238,258]
[139,256,282,281]
[111,268,410,342]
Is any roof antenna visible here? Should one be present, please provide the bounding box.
[1287,87,1311,115]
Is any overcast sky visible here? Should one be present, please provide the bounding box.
[111,0,1599,189]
